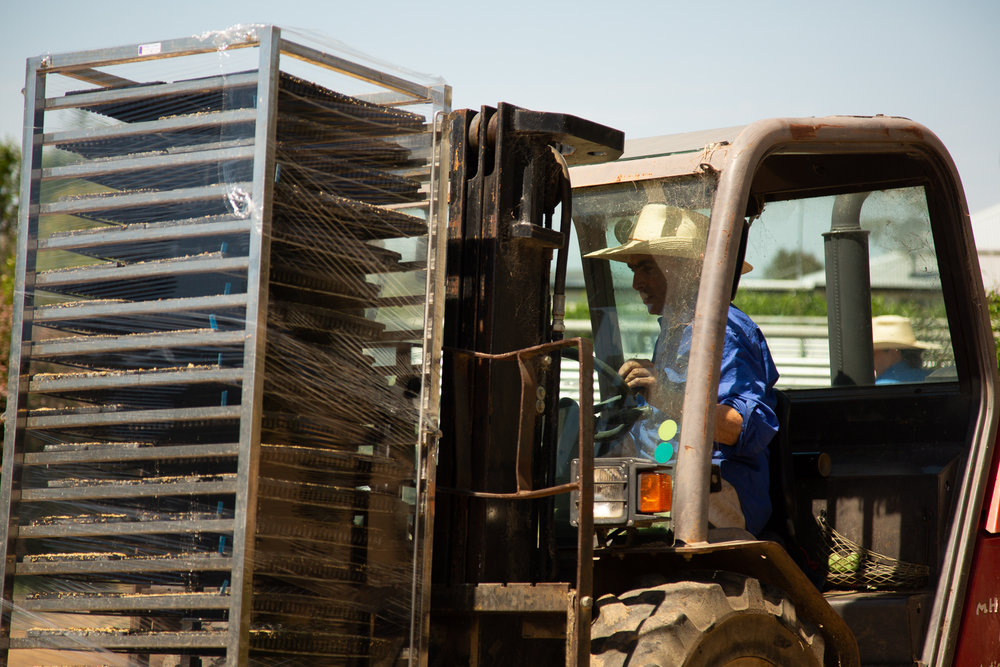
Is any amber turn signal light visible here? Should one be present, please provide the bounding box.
[638,472,672,514]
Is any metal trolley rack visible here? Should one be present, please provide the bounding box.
[1,26,448,665]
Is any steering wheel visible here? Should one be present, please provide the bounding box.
[560,348,650,442]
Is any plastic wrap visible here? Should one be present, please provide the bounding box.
[2,25,449,665]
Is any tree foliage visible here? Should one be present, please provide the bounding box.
[0,140,18,407]
[988,289,1000,370]
[763,249,823,280]
[732,290,828,317]
[0,141,18,259]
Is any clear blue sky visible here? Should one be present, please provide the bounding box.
[3,0,998,214]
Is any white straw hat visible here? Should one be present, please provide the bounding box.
[585,203,752,274]
[872,315,938,350]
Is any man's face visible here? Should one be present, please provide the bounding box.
[626,255,670,315]
[873,347,902,376]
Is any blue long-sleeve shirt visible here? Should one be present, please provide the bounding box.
[875,360,929,384]
[630,305,779,536]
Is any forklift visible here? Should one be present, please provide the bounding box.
[428,109,1000,666]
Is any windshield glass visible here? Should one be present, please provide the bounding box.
[570,172,717,463]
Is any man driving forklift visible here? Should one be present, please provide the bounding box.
[585,203,779,536]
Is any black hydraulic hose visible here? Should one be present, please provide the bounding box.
[549,145,572,342]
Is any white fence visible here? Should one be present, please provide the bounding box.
[754,316,831,389]
[559,316,833,405]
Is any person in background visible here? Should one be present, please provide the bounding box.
[872,315,936,384]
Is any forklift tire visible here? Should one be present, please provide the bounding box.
[589,571,824,666]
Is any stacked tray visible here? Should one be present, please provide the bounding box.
[5,32,441,665]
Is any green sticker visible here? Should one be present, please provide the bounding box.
[654,442,674,464]
[657,419,678,442]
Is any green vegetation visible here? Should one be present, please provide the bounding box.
[988,289,1000,369]
[564,298,592,321]
[869,295,947,321]
[733,289,951,322]
[0,140,19,410]
[0,142,17,250]
[733,290,828,317]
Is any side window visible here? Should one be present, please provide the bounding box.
[738,186,956,389]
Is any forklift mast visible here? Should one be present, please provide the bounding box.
[429,104,622,665]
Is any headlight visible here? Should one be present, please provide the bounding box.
[592,462,628,521]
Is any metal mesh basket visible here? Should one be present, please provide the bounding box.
[817,513,930,590]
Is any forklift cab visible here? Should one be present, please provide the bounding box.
[566,116,998,665]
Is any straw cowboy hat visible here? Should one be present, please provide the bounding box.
[872,315,938,350]
[585,203,752,274]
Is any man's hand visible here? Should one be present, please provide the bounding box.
[618,359,657,402]
[617,361,744,447]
